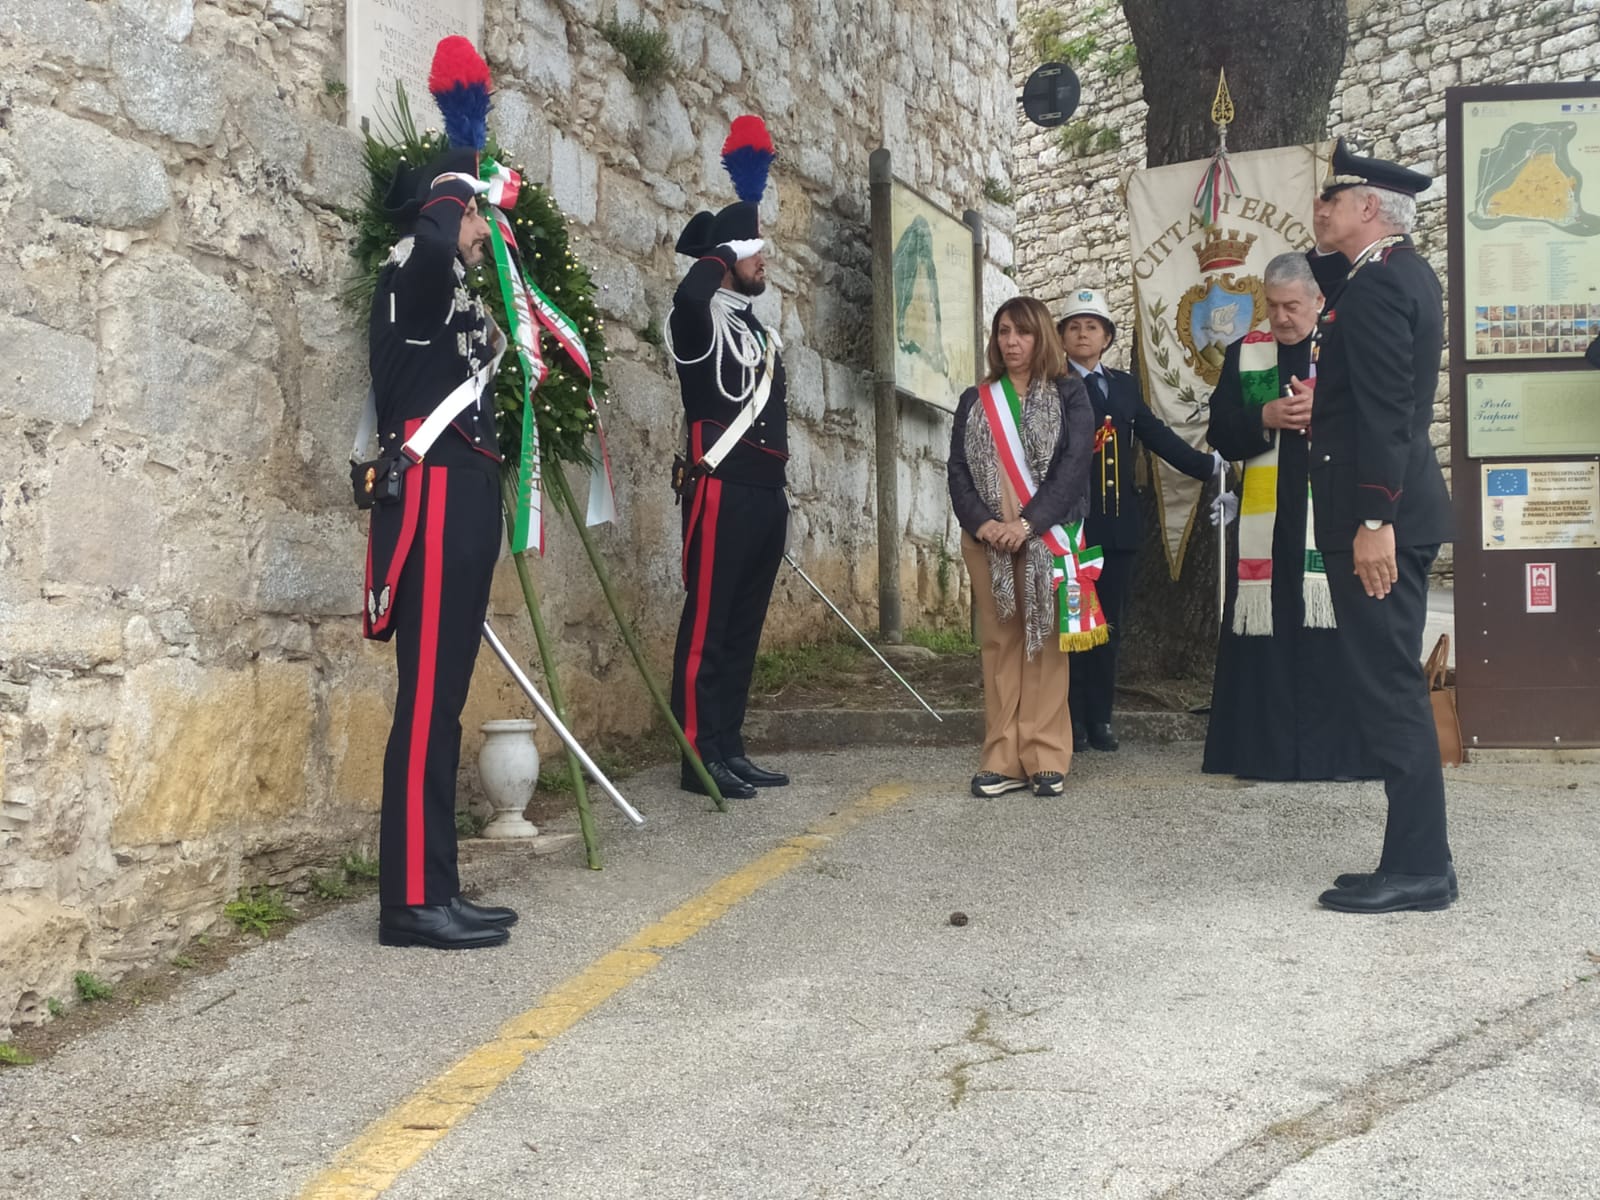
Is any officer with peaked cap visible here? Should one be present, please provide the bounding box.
[1056,288,1224,753]
[1292,138,1456,914]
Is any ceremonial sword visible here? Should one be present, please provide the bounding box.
[481,622,645,826]
[782,554,943,722]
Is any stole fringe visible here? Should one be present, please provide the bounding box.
[1303,575,1338,629]
[1060,624,1111,652]
[1232,581,1275,637]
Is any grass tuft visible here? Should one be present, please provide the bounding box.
[224,887,294,938]
[598,18,677,87]
[903,626,977,654]
[74,971,113,1002]
[0,1043,36,1067]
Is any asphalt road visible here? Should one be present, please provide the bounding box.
[2,741,1597,1199]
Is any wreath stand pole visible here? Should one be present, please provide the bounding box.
[501,484,602,869]
[549,467,727,812]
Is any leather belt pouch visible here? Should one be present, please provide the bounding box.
[351,454,411,510]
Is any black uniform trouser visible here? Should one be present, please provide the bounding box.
[380,463,501,907]
[1069,548,1135,728]
[671,479,786,764]
[1322,544,1451,876]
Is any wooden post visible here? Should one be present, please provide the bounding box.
[869,148,902,643]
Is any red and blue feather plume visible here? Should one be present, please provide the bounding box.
[429,35,492,151]
[721,115,775,204]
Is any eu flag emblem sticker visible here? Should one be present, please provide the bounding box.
[1486,468,1529,497]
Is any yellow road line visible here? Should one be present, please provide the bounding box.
[297,782,912,1200]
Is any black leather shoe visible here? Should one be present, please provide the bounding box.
[1031,771,1065,797]
[971,771,1029,798]
[1072,722,1089,753]
[725,755,789,787]
[681,759,758,799]
[1317,872,1454,914]
[1088,722,1119,752]
[1334,861,1458,901]
[379,904,510,949]
[450,894,518,928]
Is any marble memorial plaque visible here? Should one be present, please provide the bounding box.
[346,0,485,134]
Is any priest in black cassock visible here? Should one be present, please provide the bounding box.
[1202,251,1370,781]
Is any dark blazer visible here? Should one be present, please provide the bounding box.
[1078,365,1214,552]
[1587,330,1600,370]
[947,375,1094,538]
[1308,237,1453,550]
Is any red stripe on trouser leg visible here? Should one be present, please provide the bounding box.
[405,468,448,906]
[681,477,722,754]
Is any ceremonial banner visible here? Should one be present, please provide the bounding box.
[1127,142,1328,577]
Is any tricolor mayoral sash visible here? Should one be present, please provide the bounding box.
[977,378,1110,651]
[1233,331,1334,636]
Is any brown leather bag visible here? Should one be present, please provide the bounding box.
[1426,633,1463,766]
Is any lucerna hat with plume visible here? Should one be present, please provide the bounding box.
[675,115,777,256]
[381,36,494,226]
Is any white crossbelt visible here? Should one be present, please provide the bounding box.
[698,336,777,473]
[351,351,503,463]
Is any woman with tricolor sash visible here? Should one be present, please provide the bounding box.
[1201,252,1371,782]
[947,297,1097,798]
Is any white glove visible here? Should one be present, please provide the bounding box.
[1210,450,1229,479]
[430,171,491,195]
[1209,490,1238,526]
[720,238,764,261]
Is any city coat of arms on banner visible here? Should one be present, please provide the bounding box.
[1127,142,1328,577]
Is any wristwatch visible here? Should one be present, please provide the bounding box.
[1362,519,1387,531]
[1020,517,1033,538]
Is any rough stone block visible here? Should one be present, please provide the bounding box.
[549,128,598,225]
[0,0,111,66]
[234,90,308,177]
[0,314,97,426]
[115,0,193,40]
[639,86,696,174]
[597,172,663,258]
[703,25,742,82]
[517,0,573,93]
[786,344,825,424]
[301,120,369,207]
[8,107,171,229]
[109,659,316,846]
[482,91,553,185]
[255,513,364,616]
[42,447,163,591]
[328,685,392,813]
[0,897,90,1034]
[109,17,225,147]
[0,601,126,671]
[100,252,284,454]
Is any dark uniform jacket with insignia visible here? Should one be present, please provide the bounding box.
[1308,237,1452,552]
[362,181,502,640]
[1078,365,1214,553]
[670,247,789,489]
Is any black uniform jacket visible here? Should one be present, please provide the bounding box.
[1079,365,1214,552]
[1307,237,1452,552]
[670,248,788,489]
[947,375,1094,539]
[363,179,502,641]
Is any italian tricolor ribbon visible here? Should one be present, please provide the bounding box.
[480,161,618,551]
[977,378,1110,651]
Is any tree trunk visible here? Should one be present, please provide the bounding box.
[1116,0,1348,684]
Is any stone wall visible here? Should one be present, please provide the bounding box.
[0,0,1021,1031]
[1013,0,1600,567]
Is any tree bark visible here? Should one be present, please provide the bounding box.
[1116,0,1348,684]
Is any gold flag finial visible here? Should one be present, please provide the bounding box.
[1211,68,1235,128]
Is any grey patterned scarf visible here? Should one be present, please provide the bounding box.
[965,375,1063,659]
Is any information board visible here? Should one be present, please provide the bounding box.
[1464,370,1600,457]
[346,0,484,135]
[1479,460,1599,551]
[1461,94,1600,361]
[889,180,977,414]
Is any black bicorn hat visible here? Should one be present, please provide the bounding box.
[674,200,760,258]
[1320,137,1433,201]
[383,146,482,228]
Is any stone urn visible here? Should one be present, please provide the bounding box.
[477,719,541,838]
